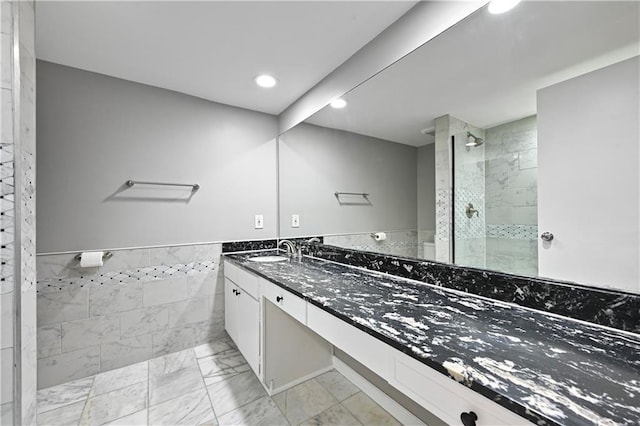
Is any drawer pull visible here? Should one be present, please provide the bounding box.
[276,295,283,303]
[460,411,477,426]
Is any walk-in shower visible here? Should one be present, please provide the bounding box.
[452,117,539,277]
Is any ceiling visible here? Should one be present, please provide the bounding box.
[35,1,418,115]
[307,1,640,146]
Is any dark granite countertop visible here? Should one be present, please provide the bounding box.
[224,251,640,426]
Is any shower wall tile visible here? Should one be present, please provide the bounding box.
[37,287,89,326]
[61,315,120,352]
[100,334,153,371]
[518,149,537,170]
[186,270,223,297]
[142,277,188,307]
[2,3,38,422]
[511,206,538,225]
[37,346,101,389]
[485,116,538,277]
[89,282,143,316]
[36,325,61,359]
[151,320,216,357]
[323,230,418,258]
[36,242,225,388]
[0,293,13,349]
[1,403,11,425]
[120,306,169,339]
[1,348,12,405]
[148,243,221,265]
[167,297,210,328]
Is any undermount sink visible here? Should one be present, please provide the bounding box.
[248,255,289,263]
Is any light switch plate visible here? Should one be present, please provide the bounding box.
[254,215,264,229]
[292,214,300,228]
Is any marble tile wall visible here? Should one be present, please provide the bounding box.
[484,116,538,276]
[36,243,225,388]
[1,1,37,424]
[0,2,15,422]
[435,114,486,267]
[324,230,418,259]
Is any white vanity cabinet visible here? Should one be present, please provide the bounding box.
[307,304,527,426]
[223,261,260,376]
[224,259,530,424]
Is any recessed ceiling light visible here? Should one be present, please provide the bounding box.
[255,74,277,88]
[488,0,521,14]
[330,98,347,109]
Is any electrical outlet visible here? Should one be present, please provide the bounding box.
[254,215,264,229]
[291,214,300,228]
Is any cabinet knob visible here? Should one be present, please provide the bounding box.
[541,232,554,242]
[276,296,283,303]
[460,411,477,426]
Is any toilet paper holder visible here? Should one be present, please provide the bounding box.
[74,251,114,262]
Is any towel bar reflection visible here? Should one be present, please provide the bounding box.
[126,180,200,191]
[334,192,370,197]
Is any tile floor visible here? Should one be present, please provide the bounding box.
[36,336,402,425]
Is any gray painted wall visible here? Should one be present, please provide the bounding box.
[279,123,417,239]
[417,144,435,238]
[36,61,278,253]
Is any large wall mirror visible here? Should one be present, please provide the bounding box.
[278,1,640,292]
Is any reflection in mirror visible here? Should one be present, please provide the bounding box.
[278,1,639,291]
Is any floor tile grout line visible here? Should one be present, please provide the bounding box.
[78,376,96,425]
[195,347,221,425]
[297,401,364,426]
[147,357,150,426]
[272,395,291,426]
[205,370,267,421]
[341,391,403,426]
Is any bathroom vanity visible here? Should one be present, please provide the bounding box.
[223,249,639,426]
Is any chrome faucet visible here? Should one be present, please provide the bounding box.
[306,237,321,244]
[278,239,297,256]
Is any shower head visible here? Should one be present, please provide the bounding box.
[466,132,484,147]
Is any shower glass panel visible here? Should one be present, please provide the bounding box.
[452,117,539,277]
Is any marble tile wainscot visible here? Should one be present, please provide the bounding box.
[304,244,640,333]
[35,243,225,389]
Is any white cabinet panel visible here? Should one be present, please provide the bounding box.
[224,278,238,342]
[390,352,528,426]
[224,261,260,377]
[307,303,392,381]
[237,289,260,376]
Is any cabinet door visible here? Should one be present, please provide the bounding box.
[237,290,260,376]
[224,279,238,343]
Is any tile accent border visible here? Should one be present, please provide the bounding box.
[304,244,640,333]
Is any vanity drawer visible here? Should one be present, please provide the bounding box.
[389,352,528,426]
[261,279,306,324]
[224,260,259,299]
